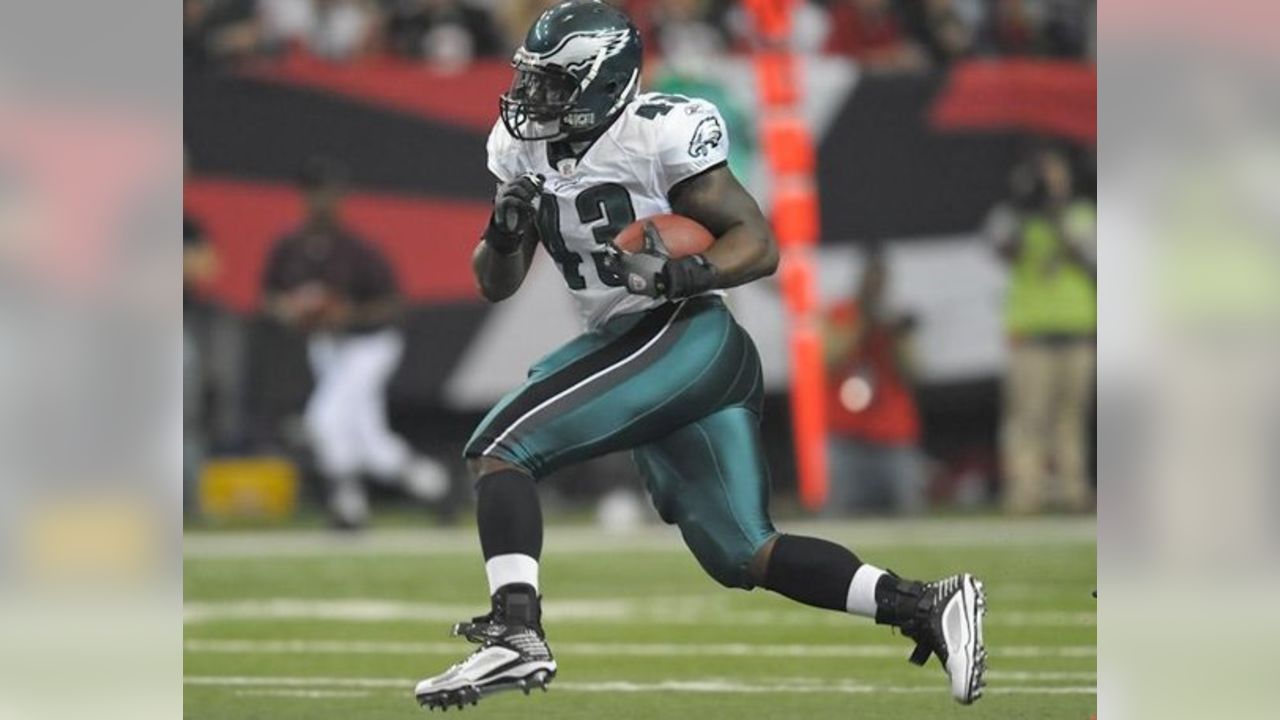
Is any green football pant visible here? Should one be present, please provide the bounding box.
[465,296,777,588]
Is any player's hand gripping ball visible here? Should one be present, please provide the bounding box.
[607,214,718,299]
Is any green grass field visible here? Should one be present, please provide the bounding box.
[184,517,1095,719]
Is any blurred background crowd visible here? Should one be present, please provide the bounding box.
[183,0,1096,529]
[185,0,1095,72]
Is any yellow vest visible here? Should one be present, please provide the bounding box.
[1005,202,1097,336]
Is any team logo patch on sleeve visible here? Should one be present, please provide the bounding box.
[688,116,724,158]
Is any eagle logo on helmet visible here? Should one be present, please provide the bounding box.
[517,28,632,73]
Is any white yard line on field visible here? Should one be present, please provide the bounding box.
[185,638,1096,660]
[186,676,1096,696]
[183,597,1094,627]
[706,609,1095,628]
[985,671,1096,682]
[553,681,1098,696]
[234,689,372,699]
[183,598,630,623]
[992,611,1097,627]
[187,676,405,688]
[184,517,1096,559]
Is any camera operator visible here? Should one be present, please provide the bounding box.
[987,145,1096,514]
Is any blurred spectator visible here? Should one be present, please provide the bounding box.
[822,244,927,515]
[385,0,505,69]
[897,0,974,66]
[494,0,563,54]
[184,0,266,71]
[1041,0,1090,58]
[988,146,1096,514]
[824,0,927,72]
[184,216,218,317]
[978,0,1040,57]
[648,0,729,59]
[261,157,449,528]
[258,0,379,62]
[183,213,216,513]
[185,172,250,515]
[185,0,215,70]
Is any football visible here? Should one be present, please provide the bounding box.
[614,213,715,258]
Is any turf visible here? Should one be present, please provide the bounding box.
[184,517,1095,719]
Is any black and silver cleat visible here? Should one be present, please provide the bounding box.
[414,584,557,711]
[878,572,988,704]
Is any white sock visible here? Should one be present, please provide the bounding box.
[485,554,540,595]
[845,564,887,618]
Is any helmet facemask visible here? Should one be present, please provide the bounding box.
[500,60,583,141]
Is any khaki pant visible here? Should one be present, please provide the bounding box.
[1001,338,1095,513]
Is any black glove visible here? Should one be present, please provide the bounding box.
[484,173,544,254]
[664,253,719,299]
[605,221,718,299]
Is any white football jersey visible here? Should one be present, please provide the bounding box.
[487,92,730,330]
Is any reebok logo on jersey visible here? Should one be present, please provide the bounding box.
[688,116,724,159]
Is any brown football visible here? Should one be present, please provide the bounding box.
[614,213,715,258]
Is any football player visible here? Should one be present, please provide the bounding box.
[414,1,985,710]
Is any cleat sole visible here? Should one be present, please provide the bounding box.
[962,576,989,705]
[416,667,557,712]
